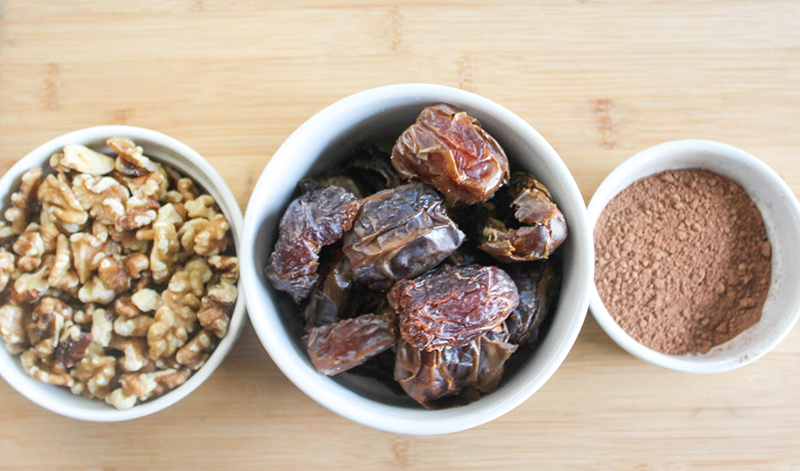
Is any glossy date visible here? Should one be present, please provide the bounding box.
[392,104,510,205]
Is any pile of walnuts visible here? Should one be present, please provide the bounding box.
[0,138,238,410]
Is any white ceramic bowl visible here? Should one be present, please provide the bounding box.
[588,139,800,373]
[0,126,245,420]
[241,84,593,435]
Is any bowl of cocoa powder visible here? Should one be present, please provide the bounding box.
[588,140,800,373]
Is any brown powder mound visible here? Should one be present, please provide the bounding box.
[594,169,771,355]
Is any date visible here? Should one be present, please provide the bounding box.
[265,186,360,303]
[389,264,519,350]
[306,314,398,376]
[342,182,464,291]
[504,261,559,346]
[394,327,517,407]
[392,104,510,205]
[478,172,567,263]
[302,251,358,328]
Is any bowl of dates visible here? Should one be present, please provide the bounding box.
[242,84,592,434]
[0,126,245,421]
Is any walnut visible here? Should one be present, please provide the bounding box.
[208,255,239,283]
[39,217,61,255]
[153,355,180,371]
[12,260,51,304]
[72,308,91,325]
[0,249,16,292]
[111,336,148,372]
[135,270,153,291]
[119,368,190,401]
[108,137,159,177]
[72,174,129,225]
[79,277,115,305]
[57,145,116,175]
[0,304,29,354]
[114,315,154,337]
[177,218,209,255]
[109,230,149,255]
[147,306,188,360]
[69,342,116,399]
[150,219,180,284]
[113,296,141,318]
[54,323,92,368]
[165,191,182,204]
[128,172,164,201]
[48,234,79,295]
[176,329,214,370]
[197,279,236,338]
[116,195,158,232]
[70,232,111,283]
[21,349,73,386]
[105,388,137,410]
[193,214,230,256]
[177,178,199,203]
[131,288,163,312]
[5,168,42,234]
[27,297,72,356]
[185,195,217,220]
[184,257,213,293]
[90,306,115,347]
[12,224,45,272]
[0,137,237,410]
[37,174,88,226]
[98,255,130,292]
[123,252,149,278]
[0,222,15,243]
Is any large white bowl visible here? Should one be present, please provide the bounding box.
[588,140,800,373]
[241,84,593,435]
[0,126,246,421]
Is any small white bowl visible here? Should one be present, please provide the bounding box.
[588,139,800,373]
[241,84,594,435]
[0,126,245,421]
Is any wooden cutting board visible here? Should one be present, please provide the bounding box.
[1,1,798,468]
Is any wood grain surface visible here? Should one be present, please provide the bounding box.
[1,1,799,469]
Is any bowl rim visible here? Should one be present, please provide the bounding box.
[0,125,246,421]
[241,83,593,434]
[587,139,800,373]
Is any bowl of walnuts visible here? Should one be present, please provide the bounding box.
[241,84,593,434]
[0,126,244,421]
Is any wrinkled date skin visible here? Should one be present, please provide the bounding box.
[302,252,358,329]
[306,314,398,376]
[265,186,360,303]
[394,328,517,407]
[479,172,568,263]
[342,182,465,291]
[504,261,560,346]
[392,104,510,205]
[389,264,519,350]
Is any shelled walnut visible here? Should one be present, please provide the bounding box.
[0,137,238,410]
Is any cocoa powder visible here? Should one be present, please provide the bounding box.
[594,169,771,355]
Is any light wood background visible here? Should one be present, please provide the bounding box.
[1,1,799,469]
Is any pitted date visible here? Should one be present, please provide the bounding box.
[389,264,519,350]
[342,182,464,291]
[306,314,398,376]
[302,252,358,328]
[265,186,360,303]
[392,104,510,205]
[504,261,560,345]
[478,172,567,263]
[394,328,517,407]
